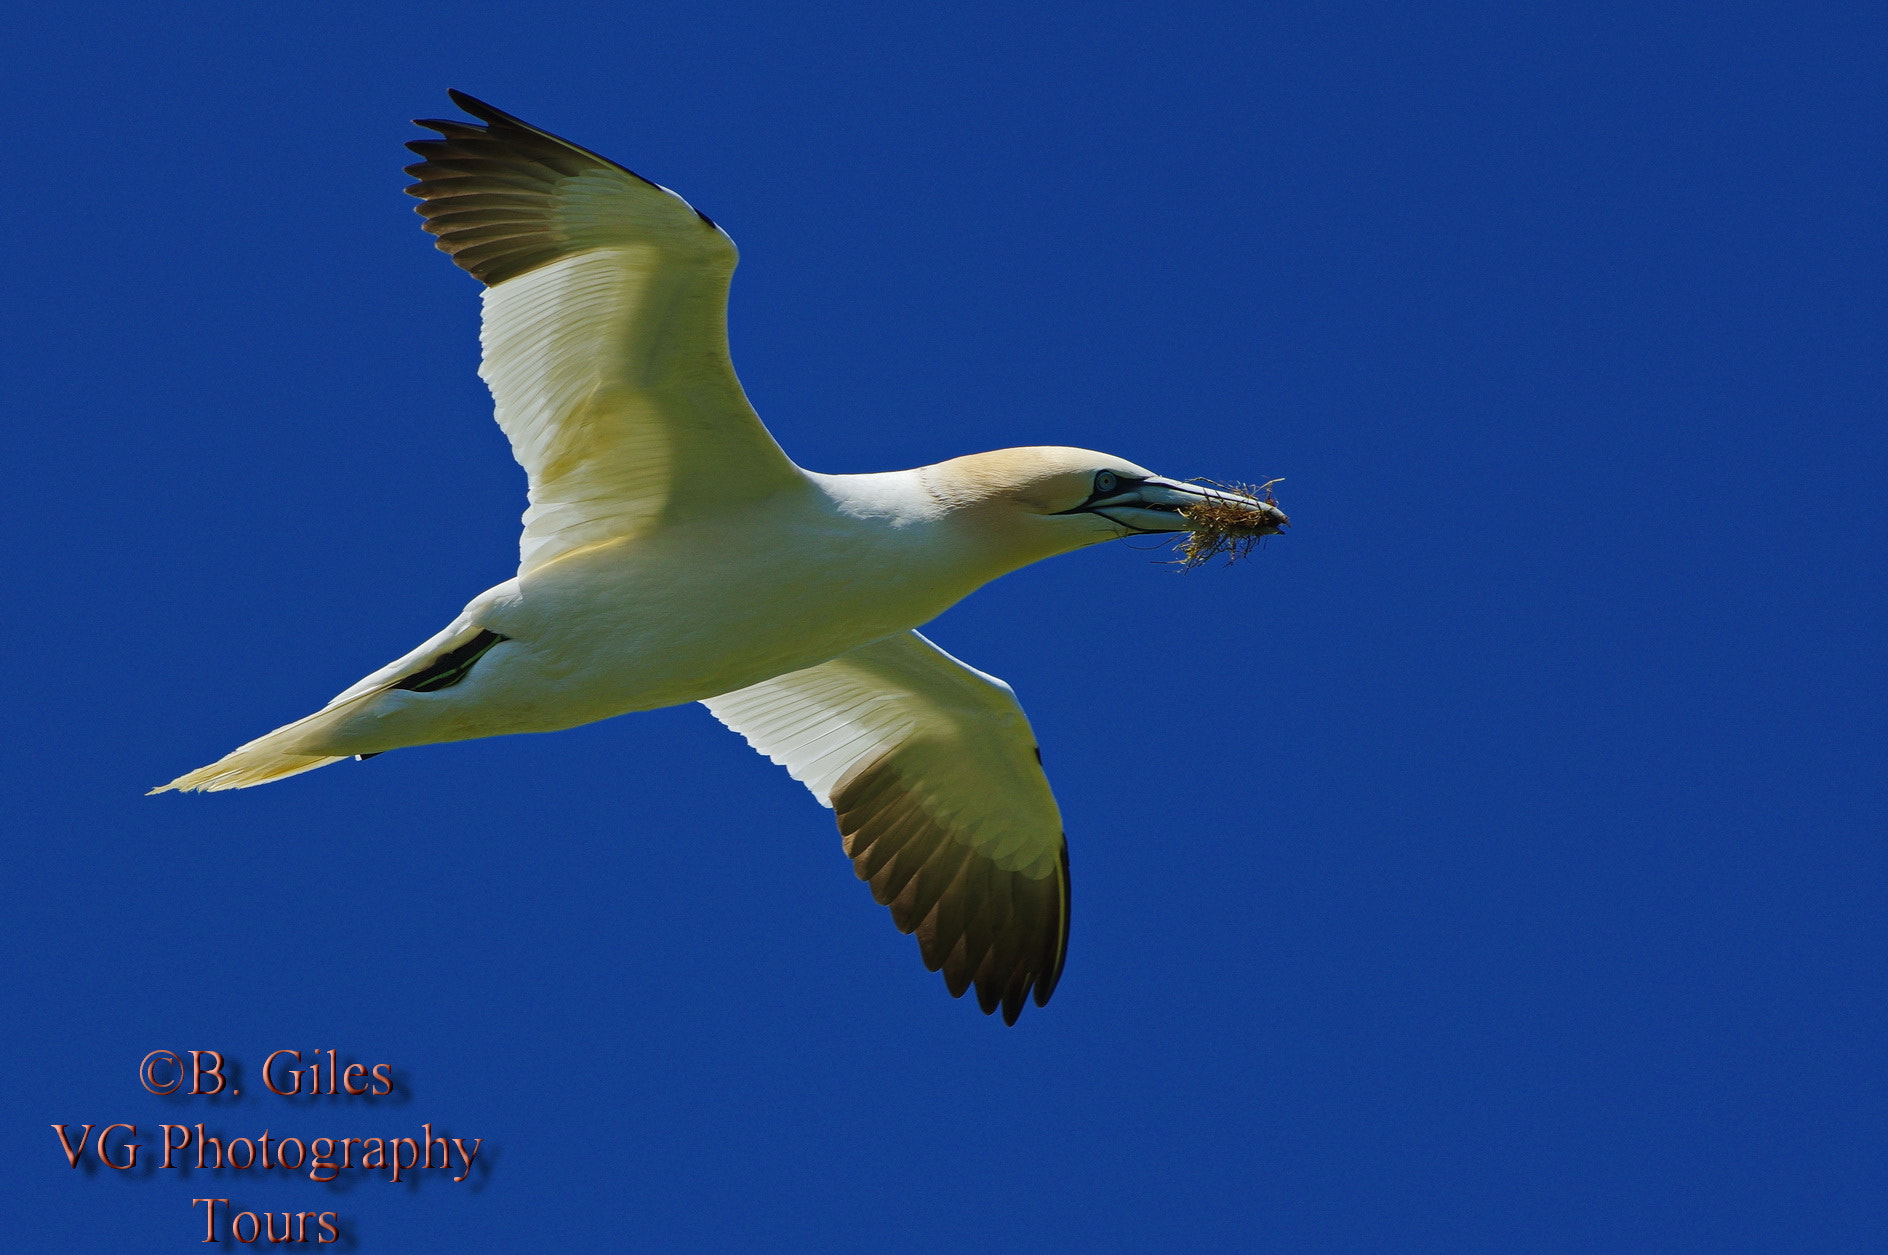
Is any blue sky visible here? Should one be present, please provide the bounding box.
[4,1,1883,1250]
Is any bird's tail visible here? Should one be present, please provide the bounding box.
[149,690,381,794]
[150,620,502,794]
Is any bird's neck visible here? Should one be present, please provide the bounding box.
[813,469,1103,586]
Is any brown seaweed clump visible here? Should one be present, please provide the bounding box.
[1174,479,1289,569]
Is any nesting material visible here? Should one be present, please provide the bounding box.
[1174,480,1289,569]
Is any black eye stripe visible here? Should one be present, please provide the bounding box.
[1085,471,1142,504]
[1051,472,1146,515]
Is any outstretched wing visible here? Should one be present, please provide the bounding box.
[703,632,1070,1024]
[405,91,804,572]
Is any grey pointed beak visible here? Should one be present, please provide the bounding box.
[1089,476,1289,534]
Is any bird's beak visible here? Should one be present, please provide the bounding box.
[1087,476,1290,535]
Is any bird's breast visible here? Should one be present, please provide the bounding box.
[483,508,985,722]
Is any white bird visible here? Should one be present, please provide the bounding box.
[155,92,1287,1023]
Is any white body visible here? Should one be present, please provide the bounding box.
[311,469,1107,756]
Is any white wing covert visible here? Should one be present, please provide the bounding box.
[703,631,1070,1024]
[404,91,803,572]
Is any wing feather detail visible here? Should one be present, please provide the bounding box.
[404,91,804,571]
[703,632,1070,1024]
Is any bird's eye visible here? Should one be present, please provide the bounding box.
[1094,471,1120,495]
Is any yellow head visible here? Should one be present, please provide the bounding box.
[921,446,1287,570]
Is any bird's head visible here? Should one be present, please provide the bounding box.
[923,446,1289,568]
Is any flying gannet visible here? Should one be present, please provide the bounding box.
[156,92,1288,1023]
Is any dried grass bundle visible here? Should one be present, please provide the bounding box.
[1174,479,1289,569]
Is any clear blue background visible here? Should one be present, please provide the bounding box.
[3,2,1882,1250]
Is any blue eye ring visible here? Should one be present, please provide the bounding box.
[1094,471,1119,494]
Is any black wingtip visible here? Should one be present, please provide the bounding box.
[1034,842,1072,1007]
[426,89,665,193]
[445,89,524,130]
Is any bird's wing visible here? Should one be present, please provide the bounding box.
[405,91,804,573]
[702,631,1070,1024]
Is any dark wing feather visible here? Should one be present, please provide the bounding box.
[704,632,1071,1024]
[404,90,713,286]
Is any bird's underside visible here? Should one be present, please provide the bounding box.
[152,92,1089,1023]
